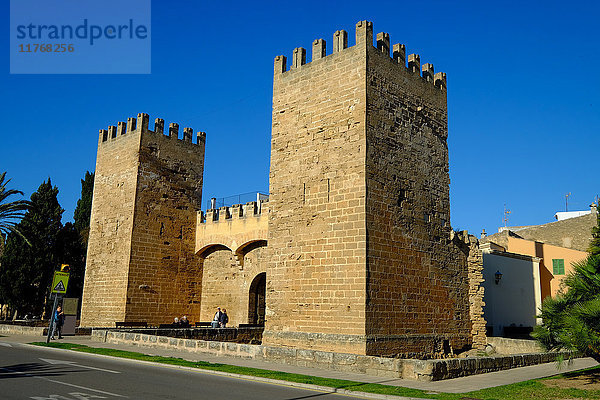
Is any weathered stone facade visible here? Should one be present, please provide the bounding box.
[264,21,477,357]
[454,231,487,349]
[80,114,206,327]
[195,202,269,325]
[81,20,486,358]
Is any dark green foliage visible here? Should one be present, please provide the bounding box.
[534,211,600,362]
[533,254,600,362]
[73,172,94,245]
[56,222,86,299]
[0,179,63,316]
[0,172,30,240]
[64,171,94,303]
[0,172,94,316]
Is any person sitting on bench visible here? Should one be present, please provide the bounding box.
[211,307,222,328]
[180,315,190,328]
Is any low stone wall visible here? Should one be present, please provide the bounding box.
[0,324,45,335]
[92,329,572,381]
[405,352,570,381]
[92,329,403,377]
[106,327,262,344]
[0,322,91,336]
[487,337,543,355]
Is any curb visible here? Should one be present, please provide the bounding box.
[20,343,433,400]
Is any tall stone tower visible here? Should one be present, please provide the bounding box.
[265,21,472,357]
[80,113,206,327]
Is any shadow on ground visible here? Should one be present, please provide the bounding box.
[0,363,83,379]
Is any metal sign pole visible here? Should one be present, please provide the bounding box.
[46,293,58,344]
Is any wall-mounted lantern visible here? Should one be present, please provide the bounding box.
[494,270,503,285]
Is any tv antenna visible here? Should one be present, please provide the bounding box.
[503,204,511,227]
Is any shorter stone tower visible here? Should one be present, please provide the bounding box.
[80,113,206,327]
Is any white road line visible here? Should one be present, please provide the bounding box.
[0,366,127,398]
[0,342,12,347]
[70,363,121,374]
[42,378,127,398]
[39,358,120,374]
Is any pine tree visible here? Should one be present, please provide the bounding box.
[0,179,63,317]
[73,171,94,245]
[61,171,95,302]
[56,222,86,299]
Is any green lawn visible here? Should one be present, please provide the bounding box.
[31,342,600,400]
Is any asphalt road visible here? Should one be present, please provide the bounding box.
[0,341,365,400]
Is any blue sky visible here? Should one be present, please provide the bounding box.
[1,0,598,237]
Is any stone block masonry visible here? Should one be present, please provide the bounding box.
[93,329,569,381]
[196,201,269,326]
[81,18,489,359]
[265,20,478,357]
[80,113,206,327]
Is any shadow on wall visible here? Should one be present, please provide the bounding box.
[535,241,552,301]
[482,251,541,337]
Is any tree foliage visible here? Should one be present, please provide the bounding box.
[0,172,94,317]
[73,171,94,245]
[66,171,94,301]
[0,172,30,239]
[0,179,63,316]
[56,222,86,299]
[533,212,600,363]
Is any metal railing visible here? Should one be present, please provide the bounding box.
[206,191,269,211]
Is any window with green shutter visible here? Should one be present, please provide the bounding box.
[552,259,565,275]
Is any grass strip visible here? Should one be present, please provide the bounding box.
[31,342,600,400]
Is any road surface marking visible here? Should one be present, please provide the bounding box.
[0,342,12,347]
[0,366,126,398]
[42,379,126,398]
[31,393,108,400]
[39,358,121,374]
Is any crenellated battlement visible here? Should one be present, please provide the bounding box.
[98,113,206,146]
[273,20,446,90]
[201,200,269,224]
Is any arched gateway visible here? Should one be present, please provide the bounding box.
[248,272,266,325]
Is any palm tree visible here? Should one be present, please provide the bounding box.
[533,254,600,362]
[0,172,30,239]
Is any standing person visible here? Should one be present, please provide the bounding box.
[219,309,229,328]
[51,306,64,340]
[211,307,222,328]
[172,317,180,327]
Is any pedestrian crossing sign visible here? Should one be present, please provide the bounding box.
[51,271,69,294]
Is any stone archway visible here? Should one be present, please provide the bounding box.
[248,272,266,325]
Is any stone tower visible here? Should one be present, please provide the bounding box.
[264,21,473,357]
[80,113,206,327]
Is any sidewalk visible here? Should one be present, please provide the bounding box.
[1,332,597,394]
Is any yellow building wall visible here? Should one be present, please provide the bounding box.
[506,237,587,298]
